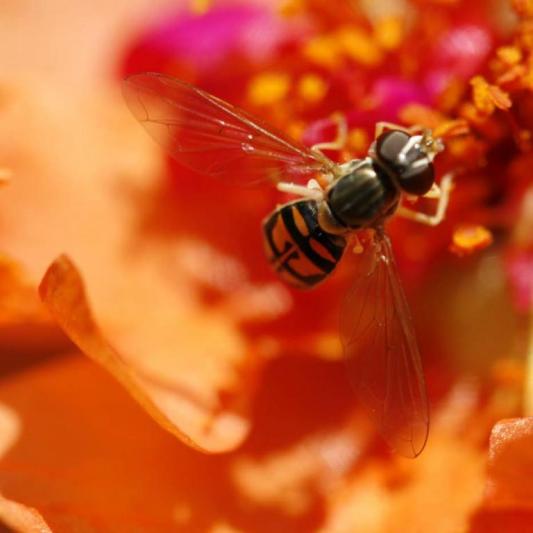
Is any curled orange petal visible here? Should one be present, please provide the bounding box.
[39,255,250,453]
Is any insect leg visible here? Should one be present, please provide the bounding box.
[374,121,424,138]
[310,112,348,155]
[277,181,324,200]
[397,172,454,226]
[422,182,443,199]
[349,233,364,254]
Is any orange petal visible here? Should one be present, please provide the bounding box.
[470,509,533,532]
[0,255,49,325]
[398,104,446,129]
[0,353,356,531]
[512,0,533,17]
[322,383,488,533]
[0,82,262,455]
[0,168,11,185]
[0,355,248,530]
[39,255,250,453]
[484,417,533,508]
[470,418,533,531]
[0,401,50,532]
[0,255,66,361]
[0,493,52,532]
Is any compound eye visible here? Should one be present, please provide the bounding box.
[397,160,434,195]
[376,130,434,195]
[375,130,411,170]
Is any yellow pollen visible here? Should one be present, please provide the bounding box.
[314,332,343,361]
[491,358,525,388]
[337,26,383,66]
[304,35,342,69]
[348,128,370,153]
[524,70,533,90]
[190,0,212,15]
[438,78,467,112]
[297,74,328,103]
[497,45,523,65]
[512,0,533,17]
[519,19,533,49]
[278,0,304,17]
[496,64,526,86]
[287,120,305,142]
[470,75,511,115]
[247,73,291,106]
[374,17,404,50]
[451,225,493,255]
[522,54,533,89]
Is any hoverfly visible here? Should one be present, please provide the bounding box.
[123,72,453,458]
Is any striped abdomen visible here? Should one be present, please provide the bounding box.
[262,200,346,289]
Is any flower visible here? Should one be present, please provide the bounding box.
[0,0,530,530]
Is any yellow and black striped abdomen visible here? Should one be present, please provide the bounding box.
[262,200,346,289]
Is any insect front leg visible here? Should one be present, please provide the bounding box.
[397,172,454,226]
[374,121,424,138]
[310,112,348,156]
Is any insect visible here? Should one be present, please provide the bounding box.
[123,72,453,457]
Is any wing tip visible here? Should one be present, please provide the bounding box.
[122,72,171,94]
[122,72,166,122]
[390,421,429,458]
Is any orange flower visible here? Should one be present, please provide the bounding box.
[0,0,530,530]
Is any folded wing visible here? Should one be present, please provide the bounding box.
[123,72,332,185]
[341,229,429,458]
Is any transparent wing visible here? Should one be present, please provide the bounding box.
[122,72,333,185]
[341,229,429,458]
